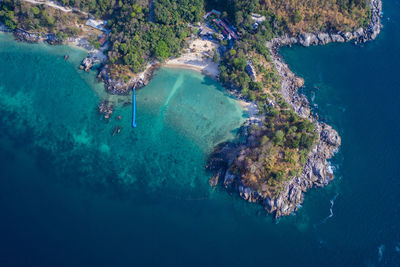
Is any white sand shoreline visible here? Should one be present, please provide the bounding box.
[162,38,262,122]
[164,39,220,79]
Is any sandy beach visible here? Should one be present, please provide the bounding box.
[164,38,262,122]
[165,39,220,79]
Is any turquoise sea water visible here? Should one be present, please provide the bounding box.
[1,0,400,264]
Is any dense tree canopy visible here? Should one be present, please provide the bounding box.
[154,0,204,25]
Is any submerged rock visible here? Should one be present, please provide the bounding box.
[80,57,93,72]
[98,100,113,119]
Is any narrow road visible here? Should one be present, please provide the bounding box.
[21,0,88,15]
[149,0,155,23]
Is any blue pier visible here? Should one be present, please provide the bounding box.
[132,89,137,128]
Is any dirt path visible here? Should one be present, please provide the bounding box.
[21,0,88,15]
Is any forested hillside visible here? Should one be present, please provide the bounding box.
[208,0,369,33]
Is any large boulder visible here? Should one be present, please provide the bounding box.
[239,185,260,203]
[317,33,331,45]
[312,158,326,180]
[299,33,318,47]
[353,28,365,39]
[223,169,236,188]
[330,34,345,43]
[342,32,354,41]
[320,128,341,147]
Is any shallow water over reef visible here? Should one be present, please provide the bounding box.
[0,33,245,194]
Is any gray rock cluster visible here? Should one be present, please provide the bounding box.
[80,57,93,72]
[13,29,62,45]
[13,29,40,43]
[99,64,158,95]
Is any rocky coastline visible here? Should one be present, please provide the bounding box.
[208,0,382,218]
[268,0,382,49]
[13,28,63,45]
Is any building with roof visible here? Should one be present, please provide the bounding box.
[86,19,109,33]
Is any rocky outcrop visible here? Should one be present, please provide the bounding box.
[99,67,137,95]
[99,62,160,95]
[13,29,41,43]
[246,61,257,81]
[80,57,94,72]
[299,33,319,46]
[98,100,113,119]
[263,122,340,217]
[45,33,62,45]
[103,77,135,95]
[13,29,62,44]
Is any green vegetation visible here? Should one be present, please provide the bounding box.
[209,0,369,35]
[0,0,84,37]
[105,0,199,75]
[230,107,317,198]
[153,0,204,25]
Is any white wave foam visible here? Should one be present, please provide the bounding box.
[310,91,316,102]
[321,193,339,223]
[378,244,385,262]
[327,161,334,174]
[395,243,400,253]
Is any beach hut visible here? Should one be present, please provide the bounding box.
[98,34,107,46]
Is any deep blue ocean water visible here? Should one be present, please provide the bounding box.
[1,0,400,265]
